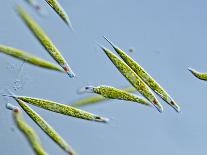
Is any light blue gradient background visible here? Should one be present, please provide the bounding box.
[0,0,207,154]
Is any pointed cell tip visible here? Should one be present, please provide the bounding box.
[171,100,181,113]
[67,71,75,78]
[188,67,198,76]
[155,104,164,113]
[95,42,105,50]
[100,117,110,123]
[66,20,74,32]
[68,151,76,155]
[188,67,194,72]
[77,85,94,94]
[95,116,110,123]
[103,36,116,48]
[175,106,181,113]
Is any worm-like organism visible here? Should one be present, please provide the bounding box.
[5,92,108,123]
[6,103,48,155]
[14,99,77,155]
[0,44,63,72]
[16,5,75,78]
[79,85,151,106]
[98,44,163,112]
[44,0,73,29]
[104,37,180,112]
[188,68,207,81]
[70,86,136,107]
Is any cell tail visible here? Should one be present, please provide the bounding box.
[61,64,76,78]
[188,67,195,73]
[153,101,164,113]
[94,116,110,123]
[170,100,181,113]
[103,36,117,49]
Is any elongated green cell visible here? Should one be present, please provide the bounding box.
[6,103,48,155]
[15,99,77,155]
[0,45,63,72]
[44,0,73,29]
[98,44,163,112]
[79,85,151,106]
[6,93,108,123]
[16,5,75,78]
[104,37,180,112]
[188,68,207,81]
[70,86,136,107]
[70,95,105,107]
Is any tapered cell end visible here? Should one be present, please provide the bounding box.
[66,20,74,32]
[103,36,116,48]
[96,42,112,57]
[61,65,76,78]
[151,99,163,113]
[96,42,105,51]
[77,86,94,94]
[188,67,195,73]
[175,105,181,113]
[188,67,200,78]
[94,116,110,123]
[66,71,75,78]
[67,150,77,155]
[154,103,164,113]
[170,100,181,113]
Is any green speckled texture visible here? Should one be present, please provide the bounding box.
[16,5,72,71]
[45,0,70,26]
[101,46,163,112]
[16,96,107,122]
[111,44,180,112]
[70,86,136,107]
[16,99,76,155]
[13,109,48,155]
[93,85,150,106]
[0,45,63,72]
[189,68,207,81]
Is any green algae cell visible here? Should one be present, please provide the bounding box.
[0,44,63,72]
[70,86,136,107]
[104,37,180,112]
[188,68,207,81]
[16,5,75,78]
[80,85,151,106]
[7,93,108,123]
[6,103,48,155]
[15,99,77,155]
[44,0,73,29]
[99,44,163,112]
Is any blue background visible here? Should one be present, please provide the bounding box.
[0,0,207,154]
